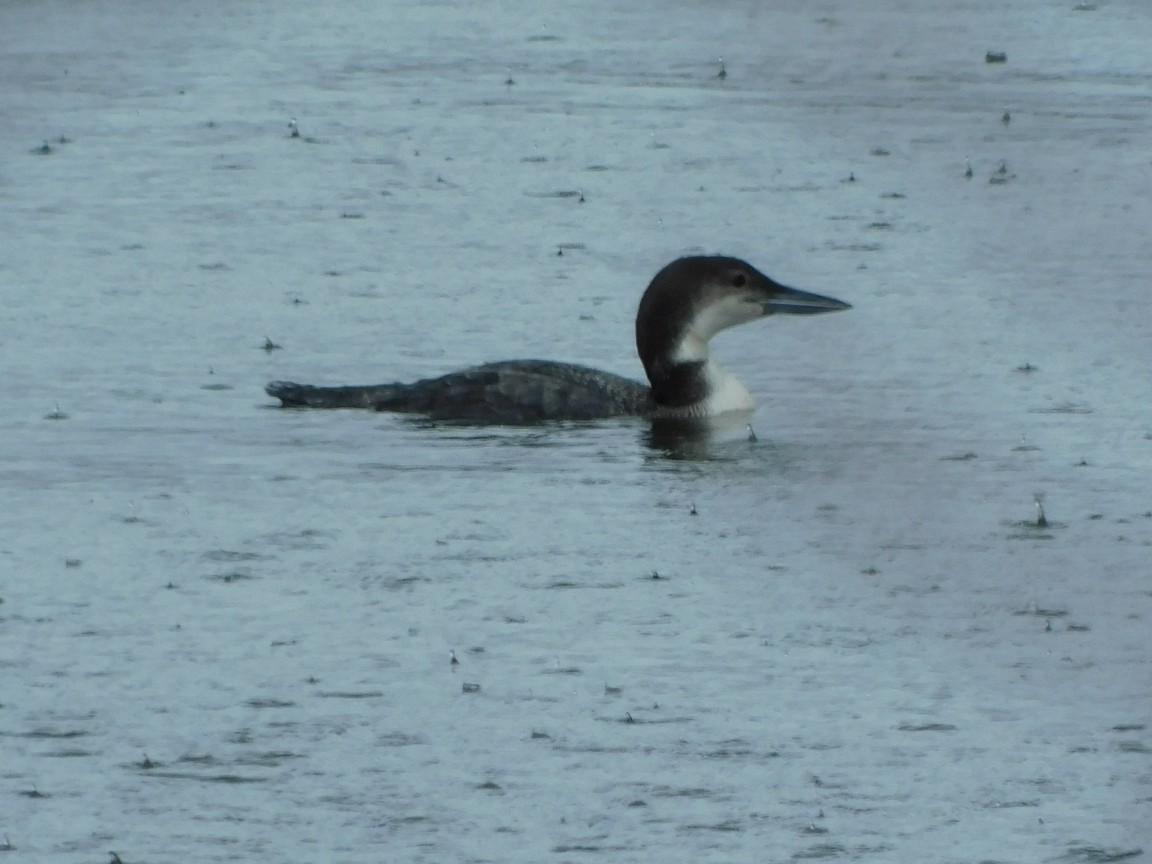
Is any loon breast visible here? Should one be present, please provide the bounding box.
[265,255,850,424]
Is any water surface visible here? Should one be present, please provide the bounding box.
[2,1,1149,861]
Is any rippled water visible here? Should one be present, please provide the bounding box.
[2,0,1149,861]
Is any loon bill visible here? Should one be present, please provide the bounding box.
[266,255,851,424]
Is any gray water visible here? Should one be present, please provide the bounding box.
[2,0,1150,861]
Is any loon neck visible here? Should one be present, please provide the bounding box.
[644,349,756,418]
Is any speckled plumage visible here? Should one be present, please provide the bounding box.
[268,360,650,422]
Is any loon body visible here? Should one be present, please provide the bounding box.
[266,256,850,424]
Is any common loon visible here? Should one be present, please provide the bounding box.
[265,256,850,424]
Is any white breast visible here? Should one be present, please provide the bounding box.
[699,358,756,416]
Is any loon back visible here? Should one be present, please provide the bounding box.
[268,360,649,423]
[265,255,850,424]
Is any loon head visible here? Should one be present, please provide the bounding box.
[634,256,851,418]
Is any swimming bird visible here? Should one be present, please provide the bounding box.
[266,256,850,424]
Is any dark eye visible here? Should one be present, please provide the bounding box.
[732,272,747,288]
